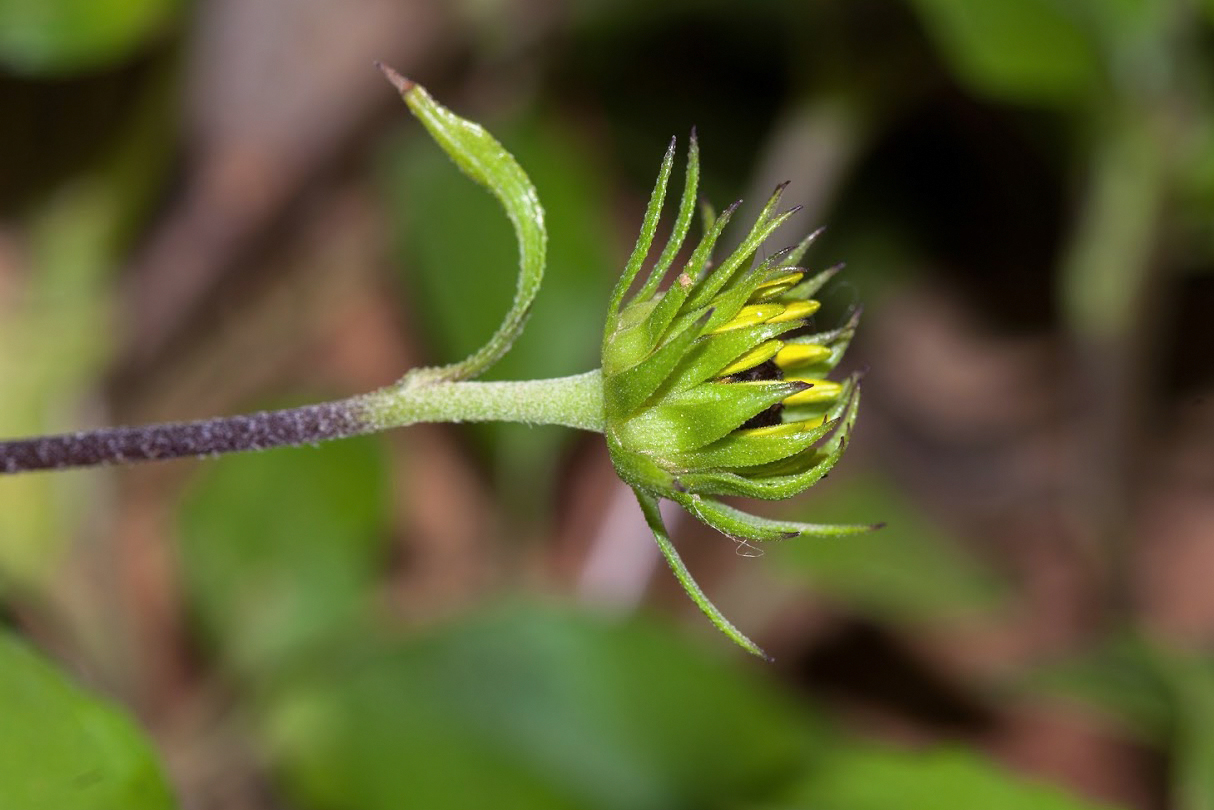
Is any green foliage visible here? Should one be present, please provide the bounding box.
[1029,637,1214,810]
[258,602,1115,810]
[0,631,175,810]
[177,436,390,677]
[779,744,1119,810]
[0,0,182,75]
[263,603,816,810]
[904,0,1102,102]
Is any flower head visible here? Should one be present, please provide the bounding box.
[602,135,875,657]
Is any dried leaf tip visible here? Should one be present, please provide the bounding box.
[375,61,415,95]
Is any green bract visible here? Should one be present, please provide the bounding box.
[603,135,874,658]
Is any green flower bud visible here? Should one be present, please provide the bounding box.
[602,135,877,658]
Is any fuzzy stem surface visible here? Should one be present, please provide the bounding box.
[0,371,604,474]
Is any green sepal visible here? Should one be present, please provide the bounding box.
[659,254,800,348]
[639,203,739,350]
[605,434,680,491]
[668,418,834,470]
[699,198,716,233]
[743,382,857,474]
[780,226,824,268]
[634,488,768,659]
[609,137,675,317]
[618,380,810,455]
[670,491,879,542]
[634,133,701,303]
[696,255,791,334]
[659,320,804,396]
[797,307,861,347]
[780,264,841,302]
[605,310,711,417]
[686,185,798,309]
[679,384,860,499]
[783,310,861,376]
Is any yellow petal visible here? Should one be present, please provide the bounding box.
[781,378,844,406]
[736,414,827,437]
[765,299,820,324]
[750,271,804,301]
[774,343,831,369]
[711,304,784,333]
[718,340,784,376]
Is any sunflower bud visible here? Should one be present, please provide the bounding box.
[603,135,874,657]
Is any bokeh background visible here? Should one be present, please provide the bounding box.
[4,1,1214,808]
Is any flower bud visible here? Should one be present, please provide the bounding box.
[602,135,875,657]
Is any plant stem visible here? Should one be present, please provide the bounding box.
[0,370,604,475]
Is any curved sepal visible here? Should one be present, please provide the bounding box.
[671,491,880,542]
[634,488,768,659]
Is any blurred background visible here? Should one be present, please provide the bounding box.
[3,1,1214,808]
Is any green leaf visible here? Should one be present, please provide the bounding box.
[0,0,181,75]
[385,72,548,384]
[263,602,813,810]
[904,0,1102,102]
[0,631,175,810]
[770,471,1004,622]
[177,436,389,677]
[777,744,1121,810]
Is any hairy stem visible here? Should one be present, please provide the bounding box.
[0,370,604,475]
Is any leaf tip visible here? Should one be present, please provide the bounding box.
[376,61,415,95]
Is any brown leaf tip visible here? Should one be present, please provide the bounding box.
[375,61,415,94]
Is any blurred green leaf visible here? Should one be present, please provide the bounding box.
[0,0,181,75]
[264,603,816,810]
[904,0,1102,102]
[769,472,1005,622]
[382,111,613,512]
[776,744,1121,810]
[177,436,389,677]
[0,631,175,810]
[1029,637,1214,810]
[1161,654,1214,810]
[1024,636,1175,741]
